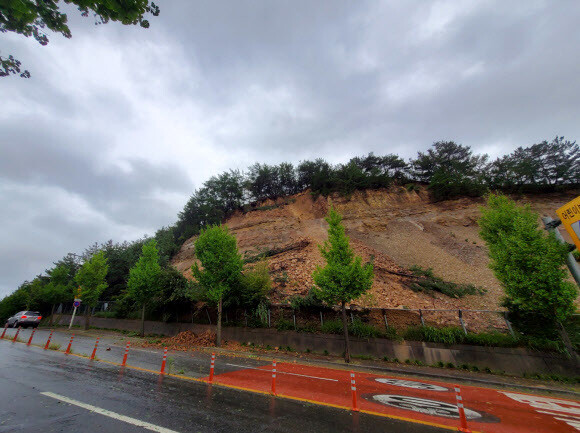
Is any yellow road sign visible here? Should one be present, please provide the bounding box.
[556,196,580,251]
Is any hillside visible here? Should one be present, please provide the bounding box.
[171,187,578,313]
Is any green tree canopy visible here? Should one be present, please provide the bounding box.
[479,194,578,337]
[126,239,162,336]
[75,250,108,329]
[192,225,243,346]
[313,207,373,362]
[1,0,160,77]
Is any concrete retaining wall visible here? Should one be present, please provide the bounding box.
[54,314,578,376]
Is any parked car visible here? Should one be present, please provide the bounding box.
[6,311,42,328]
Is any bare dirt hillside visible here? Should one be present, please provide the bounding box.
[171,187,578,312]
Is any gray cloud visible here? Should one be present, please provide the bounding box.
[1,0,580,296]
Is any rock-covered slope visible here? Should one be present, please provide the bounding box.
[171,187,578,312]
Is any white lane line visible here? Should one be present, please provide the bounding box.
[225,363,338,382]
[40,392,180,433]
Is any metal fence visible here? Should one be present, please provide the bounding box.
[54,301,518,335]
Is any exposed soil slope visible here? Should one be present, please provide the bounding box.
[171,187,578,312]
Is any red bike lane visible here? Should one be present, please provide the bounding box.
[210,361,580,433]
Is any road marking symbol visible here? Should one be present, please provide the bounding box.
[225,363,339,381]
[40,392,180,433]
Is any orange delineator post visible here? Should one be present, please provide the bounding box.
[209,353,215,383]
[27,328,36,346]
[160,347,168,374]
[122,341,130,366]
[65,334,75,354]
[454,385,471,432]
[90,338,100,360]
[350,371,358,412]
[1,324,7,339]
[271,360,277,395]
[44,330,54,349]
[12,326,21,342]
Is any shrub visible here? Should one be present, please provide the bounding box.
[321,319,343,335]
[348,318,382,339]
[275,318,294,331]
[409,266,484,298]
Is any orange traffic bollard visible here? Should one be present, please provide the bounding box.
[350,372,358,412]
[454,385,471,432]
[271,360,277,395]
[27,328,36,346]
[209,353,215,383]
[44,330,54,350]
[90,338,100,360]
[122,341,130,366]
[160,347,168,374]
[65,334,74,354]
[12,326,21,343]
[1,323,7,339]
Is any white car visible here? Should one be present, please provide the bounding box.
[6,311,42,328]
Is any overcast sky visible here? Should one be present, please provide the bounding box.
[1,0,579,297]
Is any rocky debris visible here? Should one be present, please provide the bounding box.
[142,330,216,351]
[170,187,580,317]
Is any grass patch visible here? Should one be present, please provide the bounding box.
[409,266,486,298]
[403,325,567,353]
[48,342,61,350]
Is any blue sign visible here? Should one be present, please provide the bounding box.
[73,300,81,308]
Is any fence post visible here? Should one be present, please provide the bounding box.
[122,342,130,366]
[382,309,389,330]
[320,311,324,327]
[12,326,21,342]
[503,312,515,337]
[271,360,277,395]
[244,309,248,327]
[209,353,215,382]
[293,311,297,330]
[419,309,425,327]
[27,328,36,346]
[458,310,467,335]
[454,385,471,432]
[350,372,358,411]
[65,334,75,354]
[268,309,271,328]
[44,330,54,350]
[206,308,212,325]
[1,323,7,339]
[160,347,168,374]
[350,311,354,324]
[90,338,100,360]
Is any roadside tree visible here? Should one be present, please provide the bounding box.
[75,251,108,330]
[1,0,160,78]
[313,207,374,362]
[43,264,75,325]
[192,225,243,347]
[479,194,577,337]
[126,240,163,336]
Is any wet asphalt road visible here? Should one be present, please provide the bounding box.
[0,328,449,433]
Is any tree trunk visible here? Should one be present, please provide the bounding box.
[341,301,351,363]
[216,296,223,347]
[84,306,90,330]
[140,304,146,337]
[49,304,55,326]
